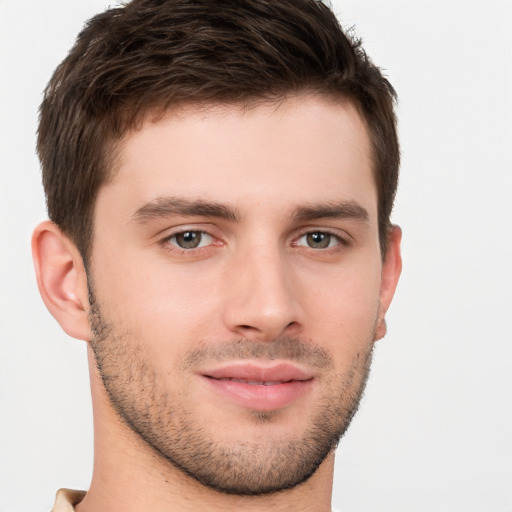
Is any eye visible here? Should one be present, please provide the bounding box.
[167,230,214,249]
[295,231,343,249]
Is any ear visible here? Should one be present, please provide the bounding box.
[375,225,402,341]
[32,221,92,341]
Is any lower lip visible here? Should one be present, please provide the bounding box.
[202,377,314,411]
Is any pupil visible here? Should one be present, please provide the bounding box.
[177,231,200,248]
[307,232,330,249]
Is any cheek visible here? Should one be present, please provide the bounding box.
[299,259,382,349]
[91,250,223,350]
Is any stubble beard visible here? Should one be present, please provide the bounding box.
[88,290,375,496]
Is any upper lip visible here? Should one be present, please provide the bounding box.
[201,362,314,383]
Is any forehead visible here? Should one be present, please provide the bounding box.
[101,95,376,221]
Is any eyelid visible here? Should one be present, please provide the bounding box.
[156,224,352,253]
[168,231,214,248]
[291,227,352,247]
[158,223,219,239]
[158,225,223,252]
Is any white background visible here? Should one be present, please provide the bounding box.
[1,1,511,511]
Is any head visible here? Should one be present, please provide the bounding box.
[33,0,402,500]
[37,0,399,263]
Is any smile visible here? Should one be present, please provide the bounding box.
[212,377,296,386]
[200,363,315,411]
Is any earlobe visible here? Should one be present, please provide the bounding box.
[32,221,92,341]
[375,225,402,341]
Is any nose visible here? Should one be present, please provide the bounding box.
[222,244,303,341]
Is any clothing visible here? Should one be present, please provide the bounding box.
[51,488,342,511]
[51,489,86,512]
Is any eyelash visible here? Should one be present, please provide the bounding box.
[292,229,350,251]
[159,228,221,255]
[159,228,351,255]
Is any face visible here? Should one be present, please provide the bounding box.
[88,95,396,495]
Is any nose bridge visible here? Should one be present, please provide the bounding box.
[223,236,301,339]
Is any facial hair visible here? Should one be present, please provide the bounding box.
[88,288,375,496]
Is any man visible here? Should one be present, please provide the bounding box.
[32,0,402,510]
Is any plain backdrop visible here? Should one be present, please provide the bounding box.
[1,1,511,511]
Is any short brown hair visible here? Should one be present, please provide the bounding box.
[38,0,399,261]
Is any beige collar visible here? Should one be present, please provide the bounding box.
[51,489,86,512]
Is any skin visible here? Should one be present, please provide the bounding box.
[33,94,402,512]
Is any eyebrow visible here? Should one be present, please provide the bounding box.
[132,196,240,223]
[292,201,369,223]
[132,196,369,225]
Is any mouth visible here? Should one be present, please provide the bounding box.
[211,378,294,386]
[200,363,314,411]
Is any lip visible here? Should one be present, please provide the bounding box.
[200,362,315,411]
